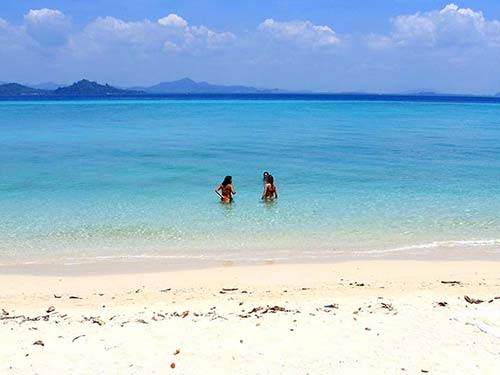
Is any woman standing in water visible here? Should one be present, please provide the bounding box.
[262,174,278,200]
[215,176,236,202]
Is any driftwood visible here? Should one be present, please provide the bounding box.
[72,335,86,343]
[464,295,483,304]
[381,303,394,311]
[441,281,462,285]
[242,305,293,318]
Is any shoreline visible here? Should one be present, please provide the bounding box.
[2,260,500,374]
[2,259,500,291]
[2,259,500,290]
[1,250,500,276]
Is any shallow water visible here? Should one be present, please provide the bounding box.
[1,97,500,266]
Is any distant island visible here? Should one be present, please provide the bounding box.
[53,80,141,95]
[130,77,283,94]
[0,78,499,97]
[29,82,68,90]
[0,78,282,96]
[0,83,49,96]
[0,80,141,96]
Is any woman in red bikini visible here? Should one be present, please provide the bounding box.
[215,176,236,202]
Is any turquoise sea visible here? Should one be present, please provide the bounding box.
[1,96,500,268]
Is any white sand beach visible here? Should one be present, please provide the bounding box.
[1,260,500,374]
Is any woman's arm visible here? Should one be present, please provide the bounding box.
[230,184,236,194]
[274,186,278,199]
[215,184,223,198]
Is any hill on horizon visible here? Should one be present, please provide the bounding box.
[0,79,142,96]
[54,80,142,95]
[130,77,283,94]
[28,82,67,90]
[0,83,48,95]
[1,78,499,97]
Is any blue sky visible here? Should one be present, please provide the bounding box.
[2,1,500,93]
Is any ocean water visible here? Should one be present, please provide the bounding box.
[1,96,500,267]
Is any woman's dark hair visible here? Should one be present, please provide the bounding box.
[263,171,269,182]
[222,176,232,186]
[267,175,274,185]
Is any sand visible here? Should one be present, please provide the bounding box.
[1,260,500,374]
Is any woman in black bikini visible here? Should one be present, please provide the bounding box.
[262,175,278,200]
[215,176,236,202]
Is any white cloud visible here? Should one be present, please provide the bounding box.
[24,8,67,24]
[370,3,500,49]
[0,17,35,52]
[158,14,188,28]
[24,8,71,46]
[68,13,234,56]
[258,18,340,49]
[364,34,393,50]
[1,5,500,93]
[0,18,12,48]
[0,18,8,29]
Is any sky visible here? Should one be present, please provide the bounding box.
[1,1,500,94]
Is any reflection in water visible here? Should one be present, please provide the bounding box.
[262,199,278,212]
[219,200,236,217]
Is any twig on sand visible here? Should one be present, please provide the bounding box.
[241,305,293,318]
[220,288,239,294]
[464,295,483,304]
[381,303,394,311]
[2,314,51,322]
[83,316,105,325]
[324,304,339,309]
[249,307,263,314]
[72,335,86,343]
[441,280,461,285]
[349,282,365,287]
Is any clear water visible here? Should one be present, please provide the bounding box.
[1,97,500,266]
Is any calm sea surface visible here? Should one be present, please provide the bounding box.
[1,96,500,267]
